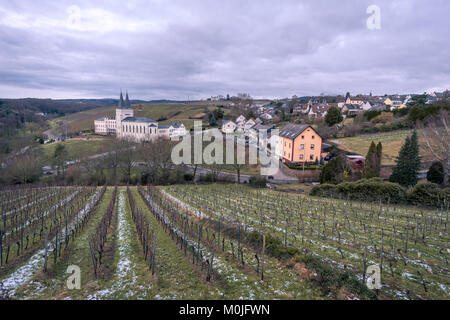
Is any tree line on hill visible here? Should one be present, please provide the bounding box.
[0,98,153,139]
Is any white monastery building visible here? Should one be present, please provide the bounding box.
[94,92,187,141]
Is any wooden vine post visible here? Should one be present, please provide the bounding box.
[261,234,265,281]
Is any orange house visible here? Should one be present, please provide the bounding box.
[279,124,322,163]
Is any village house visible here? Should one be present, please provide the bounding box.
[370,101,388,111]
[94,92,187,141]
[249,124,276,148]
[260,113,273,122]
[276,124,322,164]
[345,155,366,171]
[426,94,437,104]
[293,99,330,119]
[345,97,364,105]
[158,122,188,139]
[293,104,310,115]
[243,118,256,131]
[343,104,364,116]
[361,101,372,111]
[383,97,405,109]
[308,104,331,119]
[236,115,246,124]
[221,120,237,134]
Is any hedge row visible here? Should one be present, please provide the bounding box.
[310,179,450,208]
[285,163,322,171]
[407,182,450,207]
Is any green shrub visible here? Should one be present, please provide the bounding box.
[357,177,383,183]
[427,161,444,185]
[320,155,350,184]
[310,184,337,197]
[295,255,377,300]
[246,231,296,261]
[286,163,322,170]
[312,179,449,208]
[312,178,406,203]
[336,179,406,203]
[198,173,215,183]
[441,188,450,206]
[364,110,382,121]
[249,175,267,188]
[407,182,449,207]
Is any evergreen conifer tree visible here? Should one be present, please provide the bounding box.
[363,141,377,178]
[389,131,421,187]
[375,142,382,177]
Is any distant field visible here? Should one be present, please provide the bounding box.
[39,138,112,164]
[329,130,431,165]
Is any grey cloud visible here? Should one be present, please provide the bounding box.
[0,0,449,99]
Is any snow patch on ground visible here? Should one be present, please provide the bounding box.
[0,189,101,298]
[88,190,150,300]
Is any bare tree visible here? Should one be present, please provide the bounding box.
[232,93,253,109]
[418,110,450,186]
[117,138,137,184]
[103,138,121,184]
[140,137,174,184]
[8,148,42,184]
[209,163,222,182]
[232,163,244,184]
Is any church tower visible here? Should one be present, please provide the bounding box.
[116,91,134,137]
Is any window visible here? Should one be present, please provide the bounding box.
[301,135,304,139]
[312,135,315,139]
[300,144,304,150]
[310,154,314,161]
[311,144,315,150]
[289,143,291,148]
[300,154,304,160]
[284,151,286,156]
[284,141,286,147]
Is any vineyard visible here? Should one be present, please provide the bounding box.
[0,184,448,300]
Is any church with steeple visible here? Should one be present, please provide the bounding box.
[94,91,186,141]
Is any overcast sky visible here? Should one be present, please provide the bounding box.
[0,0,449,100]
